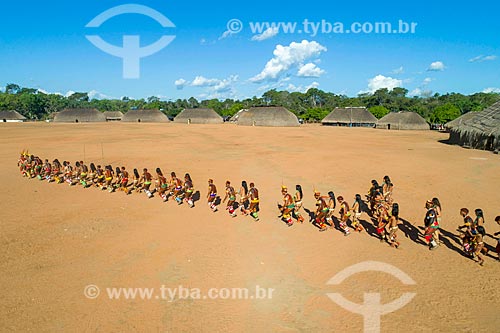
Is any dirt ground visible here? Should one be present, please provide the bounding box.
[1,122,499,332]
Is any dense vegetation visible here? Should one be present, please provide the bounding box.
[1,83,498,123]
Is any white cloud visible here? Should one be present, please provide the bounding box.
[469,55,497,63]
[390,66,404,75]
[0,86,4,92]
[88,90,115,100]
[297,63,325,78]
[427,61,445,71]
[483,87,500,93]
[65,90,76,97]
[177,75,239,99]
[409,88,433,97]
[360,75,403,94]
[191,76,222,87]
[422,77,434,85]
[287,81,320,93]
[174,78,188,90]
[251,27,279,41]
[250,40,327,83]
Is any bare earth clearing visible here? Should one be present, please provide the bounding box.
[1,123,499,332]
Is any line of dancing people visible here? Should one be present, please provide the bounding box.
[17,151,500,265]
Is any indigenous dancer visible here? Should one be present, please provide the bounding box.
[377,202,390,242]
[432,198,442,244]
[248,182,260,221]
[382,175,394,204]
[222,181,237,217]
[42,159,52,182]
[387,203,400,248]
[87,163,97,186]
[293,185,305,223]
[171,172,184,205]
[96,165,105,189]
[132,168,141,192]
[474,209,486,236]
[207,179,218,212]
[52,159,63,183]
[351,194,365,232]
[183,173,195,207]
[313,191,328,232]
[141,168,154,198]
[423,200,439,250]
[238,181,250,215]
[367,180,380,215]
[80,162,89,188]
[458,208,475,256]
[471,224,485,266]
[278,185,294,226]
[337,196,351,236]
[325,191,336,227]
[156,168,168,201]
[119,166,130,194]
[104,165,115,192]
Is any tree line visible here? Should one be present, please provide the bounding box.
[1,83,498,123]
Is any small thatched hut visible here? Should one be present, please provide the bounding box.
[54,108,105,123]
[103,111,124,121]
[444,111,478,130]
[448,101,500,151]
[121,109,169,123]
[376,111,429,130]
[321,107,377,127]
[236,107,299,127]
[174,108,223,124]
[0,110,26,122]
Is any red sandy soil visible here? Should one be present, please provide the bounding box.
[1,122,499,332]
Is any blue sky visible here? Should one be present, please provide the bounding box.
[0,0,499,100]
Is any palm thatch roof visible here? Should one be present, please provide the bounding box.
[0,110,26,121]
[103,111,124,121]
[444,111,478,130]
[174,108,223,124]
[53,108,105,123]
[448,101,500,151]
[121,109,170,123]
[236,107,299,127]
[321,107,377,126]
[376,111,429,130]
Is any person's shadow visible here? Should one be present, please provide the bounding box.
[191,191,201,207]
[399,218,427,246]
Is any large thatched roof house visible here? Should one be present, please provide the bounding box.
[173,108,223,124]
[0,110,27,122]
[448,101,500,151]
[54,108,105,123]
[103,111,124,121]
[444,111,478,130]
[121,109,170,123]
[321,107,377,127]
[376,111,429,130]
[236,107,299,127]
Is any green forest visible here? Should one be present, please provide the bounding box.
[1,83,499,123]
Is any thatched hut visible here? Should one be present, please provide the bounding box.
[103,111,124,121]
[174,108,223,124]
[0,110,27,122]
[448,101,500,151]
[321,107,376,127]
[376,111,429,130]
[444,111,478,130]
[236,107,299,127]
[54,108,105,123]
[121,109,169,123]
